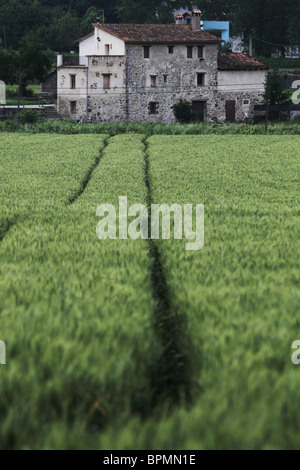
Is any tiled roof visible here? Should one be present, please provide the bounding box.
[92,24,222,44]
[218,52,269,70]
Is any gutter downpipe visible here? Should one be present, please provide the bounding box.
[86,63,89,123]
[126,43,130,122]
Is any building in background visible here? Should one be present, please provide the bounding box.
[56,11,268,123]
[175,9,229,43]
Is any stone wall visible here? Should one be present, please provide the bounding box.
[126,43,219,123]
[57,43,267,123]
[57,56,126,121]
[216,90,266,122]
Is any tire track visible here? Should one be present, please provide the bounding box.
[140,136,196,411]
[67,136,110,205]
[0,216,18,243]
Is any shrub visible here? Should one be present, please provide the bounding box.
[171,99,196,123]
[19,109,39,124]
[23,87,34,97]
[6,88,18,98]
[218,41,233,53]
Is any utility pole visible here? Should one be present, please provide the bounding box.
[17,67,22,129]
[265,72,269,135]
[249,34,253,57]
[97,9,105,23]
[265,98,269,135]
[86,67,89,123]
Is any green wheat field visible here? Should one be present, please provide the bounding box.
[0,133,299,449]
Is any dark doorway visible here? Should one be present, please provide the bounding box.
[225,100,236,122]
[192,101,206,121]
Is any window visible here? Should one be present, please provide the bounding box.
[197,73,205,86]
[198,46,204,59]
[144,46,150,58]
[103,74,111,89]
[186,18,191,25]
[168,46,174,54]
[187,46,193,58]
[242,99,250,105]
[150,75,157,87]
[105,44,110,55]
[70,101,76,114]
[149,102,159,115]
[163,74,168,83]
[70,74,76,89]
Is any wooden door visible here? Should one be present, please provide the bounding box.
[192,101,205,121]
[226,100,236,122]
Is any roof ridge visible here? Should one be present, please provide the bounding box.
[90,23,222,44]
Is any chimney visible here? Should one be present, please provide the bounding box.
[191,10,202,31]
[57,54,63,67]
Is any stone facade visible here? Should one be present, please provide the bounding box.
[57,56,127,122]
[57,24,268,123]
[125,43,219,123]
[217,69,267,121]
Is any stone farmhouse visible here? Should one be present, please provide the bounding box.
[56,12,268,123]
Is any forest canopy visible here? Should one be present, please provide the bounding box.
[0,0,299,56]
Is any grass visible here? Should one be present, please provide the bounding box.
[4,84,54,106]
[0,133,155,449]
[0,133,300,449]
[137,135,300,449]
[5,84,41,95]
[4,99,54,106]
[0,119,300,135]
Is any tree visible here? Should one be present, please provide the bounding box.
[218,41,232,52]
[200,0,236,21]
[1,0,300,59]
[81,6,100,35]
[288,3,300,45]
[233,0,296,57]
[0,0,45,49]
[17,31,52,94]
[0,48,18,84]
[116,1,193,24]
[263,70,290,105]
[45,11,81,52]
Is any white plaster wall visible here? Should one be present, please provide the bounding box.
[79,28,125,59]
[79,36,95,64]
[92,28,125,56]
[218,70,268,92]
[87,56,126,97]
[57,67,88,98]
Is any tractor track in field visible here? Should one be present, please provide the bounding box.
[141,136,195,411]
[0,216,18,243]
[67,136,110,205]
